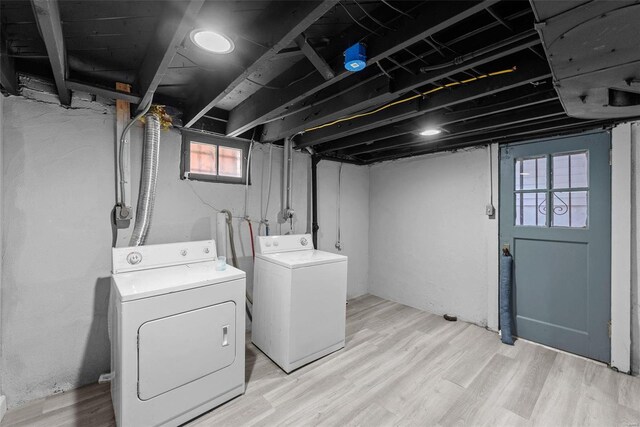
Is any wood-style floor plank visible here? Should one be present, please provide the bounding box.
[2,294,639,427]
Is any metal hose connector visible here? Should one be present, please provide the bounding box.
[129,113,161,246]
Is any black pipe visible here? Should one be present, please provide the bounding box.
[311,155,320,248]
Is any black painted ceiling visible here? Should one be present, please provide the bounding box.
[1,0,636,164]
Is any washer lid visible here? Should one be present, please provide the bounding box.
[112,262,245,302]
[257,250,347,269]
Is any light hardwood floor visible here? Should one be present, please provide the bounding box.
[3,295,639,426]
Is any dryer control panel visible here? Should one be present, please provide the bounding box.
[255,234,315,254]
[112,240,216,274]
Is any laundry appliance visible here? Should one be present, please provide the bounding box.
[252,234,348,373]
[110,240,245,427]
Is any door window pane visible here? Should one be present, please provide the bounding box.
[552,152,588,189]
[515,156,547,190]
[190,142,217,175]
[218,146,243,178]
[551,191,588,228]
[515,192,547,226]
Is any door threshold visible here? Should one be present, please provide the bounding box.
[515,337,610,369]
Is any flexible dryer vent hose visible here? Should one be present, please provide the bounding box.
[129,113,160,246]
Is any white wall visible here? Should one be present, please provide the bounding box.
[631,123,640,375]
[0,92,5,419]
[369,146,499,327]
[1,94,309,408]
[317,162,370,298]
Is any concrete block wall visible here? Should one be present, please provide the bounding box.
[368,146,499,327]
[1,92,638,412]
[0,94,320,408]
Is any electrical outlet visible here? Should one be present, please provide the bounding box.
[485,204,495,216]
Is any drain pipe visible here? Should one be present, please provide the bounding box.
[129,112,161,246]
[311,155,320,248]
[278,137,294,227]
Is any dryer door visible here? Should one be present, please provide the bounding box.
[137,301,236,400]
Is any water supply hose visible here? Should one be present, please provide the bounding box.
[246,218,255,259]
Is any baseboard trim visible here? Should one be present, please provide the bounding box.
[0,395,7,422]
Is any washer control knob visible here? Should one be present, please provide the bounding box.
[126,252,142,265]
[300,237,308,246]
[180,249,187,256]
[273,240,279,247]
[204,247,210,254]
[265,242,272,247]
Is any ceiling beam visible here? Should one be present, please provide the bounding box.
[295,33,334,80]
[31,0,70,105]
[347,102,566,157]
[136,0,205,113]
[183,0,339,128]
[316,88,558,153]
[66,79,142,104]
[263,31,541,142]
[226,0,500,137]
[307,60,553,151]
[297,46,551,149]
[363,118,611,163]
[0,38,17,95]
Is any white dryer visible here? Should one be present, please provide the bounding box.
[110,240,245,427]
[252,234,347,373]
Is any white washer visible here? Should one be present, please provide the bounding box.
[252,234,348,373]
[110,240,245,427]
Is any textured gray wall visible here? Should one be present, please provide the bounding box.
[0,95,316,408]
[0,91,4,400]
[368,147,499,327]
[632,123,639,375]
[2,96,115,408]
[317,162,370,299]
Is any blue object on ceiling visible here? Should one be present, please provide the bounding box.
[344,43,366,72]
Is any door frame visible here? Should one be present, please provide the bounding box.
[488,124,633,373]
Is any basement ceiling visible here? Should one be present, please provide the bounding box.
[1,0,638,164]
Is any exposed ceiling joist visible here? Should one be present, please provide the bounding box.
[135,0,205,113]
[226,0,500,137]
[304,58,553,150]
[0,37,17,95]
[364,118,611,163]
[66,80,142,104]
[265,31,541,142]
[183,0,339,128]
[346,102,566,157]
[317,88,558,153]
[31,0,70,105]
[295,33,334,80]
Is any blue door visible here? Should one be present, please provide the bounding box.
[499,132,611,362]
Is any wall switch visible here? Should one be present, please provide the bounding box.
[485,204,495,216]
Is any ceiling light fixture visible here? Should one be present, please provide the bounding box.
[420,128,442,136]
[191,30,234,54]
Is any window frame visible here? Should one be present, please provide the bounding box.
[180,129,250,185]
[513,150,590,229]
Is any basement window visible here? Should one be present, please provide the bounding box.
[514,151,589,228]
[181,130,249,184]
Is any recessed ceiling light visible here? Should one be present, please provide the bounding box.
[191,30,234,54]
[420,128,441,136]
